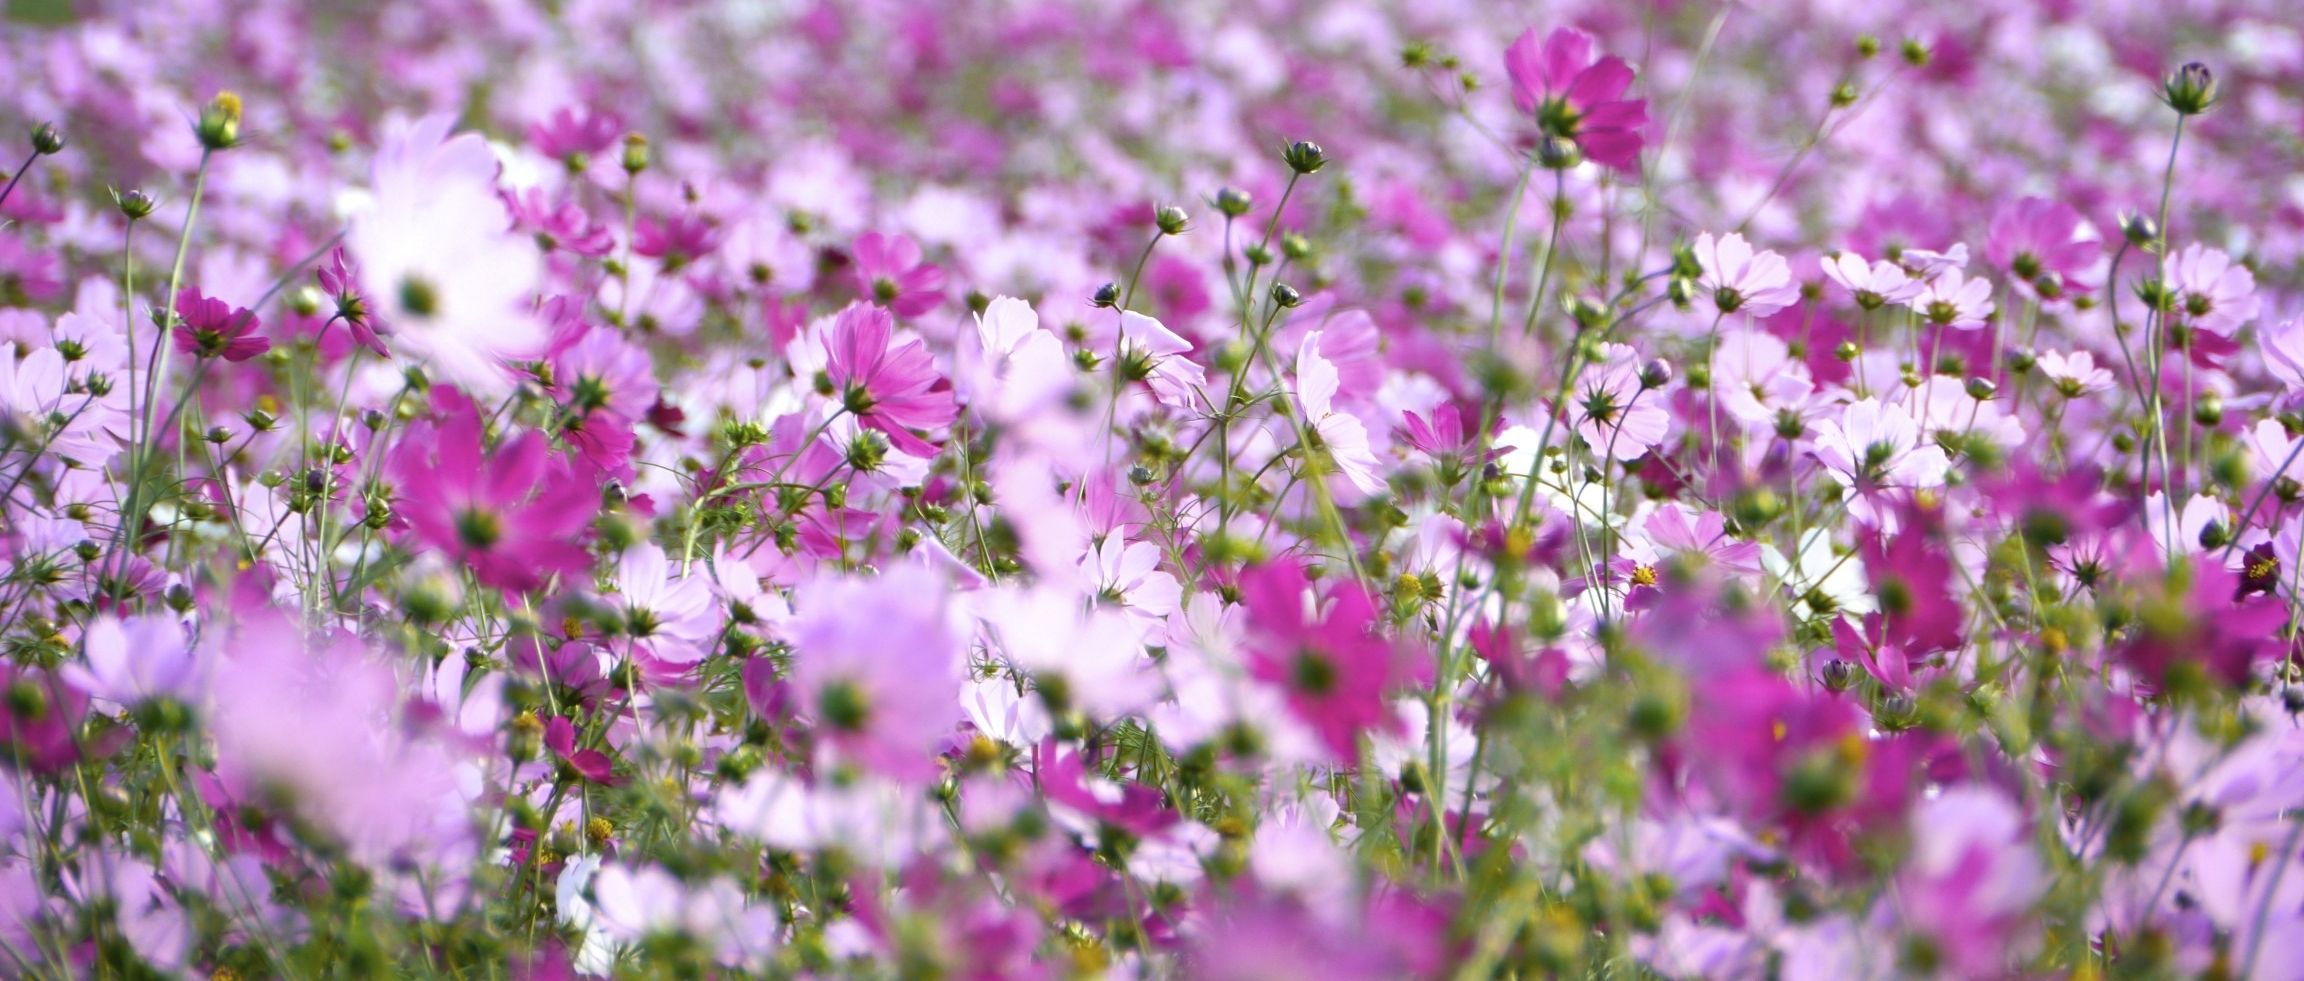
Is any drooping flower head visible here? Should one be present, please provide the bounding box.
[315,246,388,356]
[1504,27,1648,171]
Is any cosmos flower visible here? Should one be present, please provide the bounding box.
[850,231,945,317]
[169,288,268,362]
[1695,232,1800,317]
[349,115,546,395]
[825,302,958,457]
[389,397,596,593]
[2166,243,2261,337]
[1503,27,1648,170]
[1238,559,1418,761]
[1294,330,1388,495]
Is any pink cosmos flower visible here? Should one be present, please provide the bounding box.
[351,115,545,395]
[315,247,390,356]
[1893,787,2048,979]
[1695,232,1800,317]
[390,398,596,593]
[2034,349,2114,397]
[62,613,207,710]
[1812,399,1949,526]
[2261,317,2304,395]
[1238,559,1418,761]
[825,302,958,457]
[1294,331,1388,495]
[633,214,721,273]
[1820,252,1923,310]
[507,188,616,258]
[169,288,268,362]
[605,544,719,670]
[528,105,623,167]
[1116,310,1207,410]
[1985,197,2100,285]
[1640,505,1763,574]
[851,231,945,317]
[543,716,619,785]
[1913,267,1995,330]
[1566,342,1669,461]
[1503,27,1648,171]
[786,563,963,782]
[2166,243,2261,337]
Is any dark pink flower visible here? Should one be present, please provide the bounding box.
[170,288,269,362]
[1504,27,1648,171]
[2113,562,2289,694]
[850,232,945,317]
[528,106,622,167]
[825,303,958,457]
[633,214,721,273]
[316,247,390,355]
[1239,559,1420,761]
[543,716,621,786]
[390,397,597,593]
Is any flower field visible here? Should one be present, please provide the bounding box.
[0,0,2302,977]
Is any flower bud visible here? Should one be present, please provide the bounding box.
[620,133,650,174]
[194,92,242,150]
[2007,347,2037,372]
[115,189,156,221]
[1091,282,1122,308]
[1830,82,1858,108]
[1535,135,1582,170]
[2119,212,2159,248]
[1638,359,1674,390]
[2161,62,2217,116]
[1855,35,1881,59]
[2198,519,2232,550]
[1833,340,1860,362]
[1282,140,1327,175]
[29,122,64,156]
[1269,282,1302,308]
[1963,377,1998,401]
[1213,186,1252,218]
[1666,276,1697,308]
[1280,232,1313,262]
[1155,205,1190,236]
[2193,391,2223,427]
[1899,39,1931,67]
[1820,659,1859,692]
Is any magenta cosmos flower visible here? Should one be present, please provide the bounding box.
[850,231,945,317]
[1985,197,2100,286]
[1239,559,1419,761]
[169,288,268,362]
[826,302,958,457]
[1504,27,1648,171]
[390,399,596,593]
